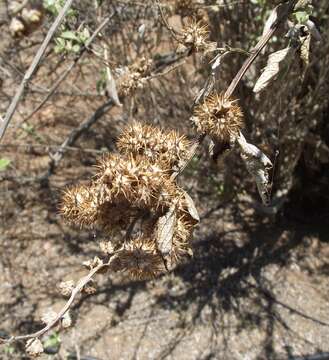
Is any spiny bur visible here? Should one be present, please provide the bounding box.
[116,122,192,170]
[193,92,244,143]
[60,122,198,280]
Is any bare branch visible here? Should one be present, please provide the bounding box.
[0,260,112,345]
[0,0,75,141]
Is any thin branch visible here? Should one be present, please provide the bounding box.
[0,260,112,345]
[225,0,298,98]
[18,15,113,126]
[0,0,75,141]
[155,0,181,42]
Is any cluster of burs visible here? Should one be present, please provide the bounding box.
[61,92,244,280]
[60,122,199,280]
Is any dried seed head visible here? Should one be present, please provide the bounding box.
[193,92,244,143]
[26,338,44,357]
[118,57,153,96]
[60,184,102,227]
[116,122,192,170]
[95,154,171,210]
[172,217,194,262]
[112,237,165,280]
[181,20,210,53]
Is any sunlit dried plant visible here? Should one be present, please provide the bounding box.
[60,122,199,280]
[116,122,192,170]
[193,92,244,143]
[180,19,215,54]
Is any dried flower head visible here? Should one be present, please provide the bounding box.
[118,57,153,96]
[172,217,194,262]
[95,154,173,210]
[193,92,244,143]
[116,122,191,170]
[112,238,165,280]
[180,19,210,53]
[60,184,101,227]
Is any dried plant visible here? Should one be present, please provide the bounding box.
[1,0,326,357]
[193,92,244,144]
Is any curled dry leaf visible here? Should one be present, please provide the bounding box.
[306,19,322,41]
[183,191,200,223]
[262,3,291,36]
[237,132,272,205]
[104,48,121,106]
[300,33,311,77]
[253,46,295,93]
[156,205,177,257]
[26,338,44,357]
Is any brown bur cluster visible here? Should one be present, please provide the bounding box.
[60,122,199,280]
[193,92,244,147]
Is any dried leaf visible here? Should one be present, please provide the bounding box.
[237,132,272,205]
[26,338,44,357]
[253,47,295,93]
[300,33,311,77]
[306,19,322,41]
[262,8,278,36]
[262,3,290,36]
[104,48,121,106]
[156,206,177,256]
[183,191,200,223]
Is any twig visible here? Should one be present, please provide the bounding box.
[0,260,111,345]
[0,0,75,141]
[18,16,113,126]
[49,99,114,166]
[155,0,181,42]
[225,0,298,98]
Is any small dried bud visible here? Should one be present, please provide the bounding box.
[82,279,97,294]
[58,280,75,297]
[116,122,191,170]
[193,92,244,143]
[61,311,72,329]
[21,8,42,24]
[82,256,103,270]
[99,240,115,254]
[9,17,25,37]
[41,309,57,325]
[26,338,44,357]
